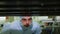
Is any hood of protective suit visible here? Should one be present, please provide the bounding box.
[19,16,33,29]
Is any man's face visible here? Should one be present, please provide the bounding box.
[21,16,32,27]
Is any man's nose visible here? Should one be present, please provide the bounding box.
[26,20,29,24]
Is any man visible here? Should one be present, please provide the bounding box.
[1,16,42,34]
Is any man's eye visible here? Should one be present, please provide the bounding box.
[28,18,32,20]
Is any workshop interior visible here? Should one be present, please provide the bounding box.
[0,0,60,34]
[0,16,60,34]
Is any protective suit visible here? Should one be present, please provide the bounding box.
[0,17,42,34]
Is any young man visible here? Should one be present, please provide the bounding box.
[1,16,42,34]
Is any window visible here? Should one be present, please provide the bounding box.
[0,16,6,24]
[0,17,6,20]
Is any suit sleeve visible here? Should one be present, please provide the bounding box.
[35,25,42,34]
[0,24,11,34]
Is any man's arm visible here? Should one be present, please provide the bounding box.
[0,24,11,34]
[35,25,42,34]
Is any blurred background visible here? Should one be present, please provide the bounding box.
[0,16,60,34]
